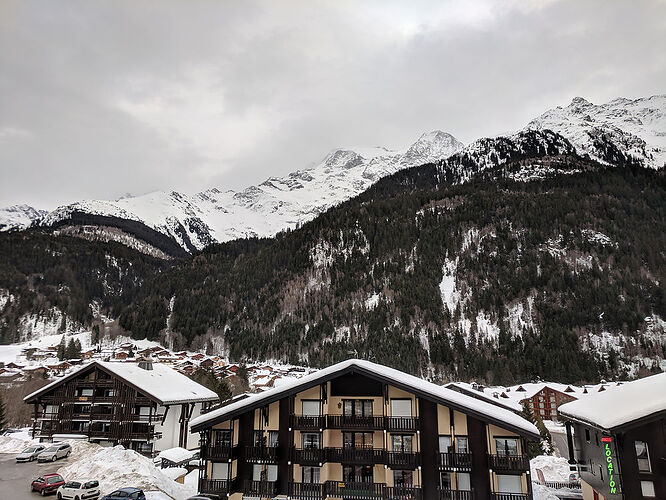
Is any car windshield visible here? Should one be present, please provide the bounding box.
[65,482,81,488]
[44,446,59,452]
[22,447,38,453]
[47,476,63,484]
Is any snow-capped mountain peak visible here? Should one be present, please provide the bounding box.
[0,204,48,231]
[402,130,465,166]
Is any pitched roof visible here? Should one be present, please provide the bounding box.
[24,360,219,405]
[189,359,539,438]
[559,371,666,430]
[445,382,523,413]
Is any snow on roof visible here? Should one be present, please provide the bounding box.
[156,446,197,464]
[559,372,666,430]
[24,360,218,405]
[446,382,523,412]
[190,359,539,438]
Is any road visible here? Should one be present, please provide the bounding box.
[551,429,570,459]
[0,453,72,500]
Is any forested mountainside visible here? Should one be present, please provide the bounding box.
[1,130,664,385]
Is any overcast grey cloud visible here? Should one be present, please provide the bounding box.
[0,0,664,209]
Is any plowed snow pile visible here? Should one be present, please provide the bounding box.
[0,431,39,453]
[58,443,196,500]
[530,455,571,481]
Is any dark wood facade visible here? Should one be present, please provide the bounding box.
[192,362,538,500]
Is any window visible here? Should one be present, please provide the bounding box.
[641,481,656,498]
[495,438,519,456]
[302,433,321,449]
[438,435,452,453]
[635,441,651,472]
[439,472,452,490]
[343,399,373,417]
[267,431,279,447]
[390,399,412,417]
[343,432,373,449]
[213,430,232,447]
[391,434,413,453]
[595,433,599,446]
[211,463,229,480]
[253,431,264,446]
[343,465,373,483]
[585,428,591,442]
[302,400,320,416]
[393,470,413,487]
[302,466,321,484]
[252,464,278,482]
[497,474,522,493]
[456,437,469,453]
[457,472,471,491]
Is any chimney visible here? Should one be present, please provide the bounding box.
[138,360,153,371]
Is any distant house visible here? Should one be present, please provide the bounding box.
[81,350,95,359]
[6,362,25,369]
[47,361,73,373]
[560,372,666,500]
[191,353,205,361]
[200,358,214,369]
[114,351,129,360]
[24,360,219,454]
[23,366,49,377]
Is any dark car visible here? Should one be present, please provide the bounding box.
[31,473,66,496]
[100,488,145,500]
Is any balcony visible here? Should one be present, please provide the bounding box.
[385,417,420,433]
[289,482,326,500]
[487,454,530,472]
[201,444,236,461]
[244,445,279,463]
[327,415,385,430]
[292,415,327,430]
[490,494,529,500]
[438,452,473,471]
[385,451,420,469]
[242,480,277,497]
[328,447,385,464]
[325,481,386,499]
[438,489,475,500]
[130,413,165,422]
[293,447,328,465]
[199,478,231,496]
[385,486,423,500]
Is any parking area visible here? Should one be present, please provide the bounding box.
[0,453,72,500]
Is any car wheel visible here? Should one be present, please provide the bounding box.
[66,451,70,457]
[52,455,57,461]
[40,489,46,496]
[57,494,62,500]
[74,496,79,500]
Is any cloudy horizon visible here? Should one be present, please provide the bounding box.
[1,0,665,210]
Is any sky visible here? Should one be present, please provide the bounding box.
[1,0,665,210]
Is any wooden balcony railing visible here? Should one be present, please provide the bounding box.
[438,452,473,471]
[327,447,385,464]
[291,414,327,430]
[243,480,277,497]
[244,445,279,463]
[487,454,530,472]
[385,486,423,500]
[385,451,421,469]
[490,494,529,500]
[326,415,385,430]
[293,447,327,465]
[385,416,420,432]
[199,478,231,495]
[438,489,475,500]
[201,444,236,461]
[325,481,385,499]
[289,482,326,499]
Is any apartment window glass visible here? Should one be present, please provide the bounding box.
[497,474,522,493]
[253,431,264,446]
[439,435,452,453]
[641,481,656,498]
[343,465,373,483]
[393,470,413,487]
[344,432,373,449]
[252,464,277,482]
[45,405,58,416]
[457,472,471,491]
[267,431,279,447]
[495,438,519,456]
[456,437,469,453]
[302,433,321,449]
[585,428,591,442]
[302,466,321,484]
[439,472,452,490]
[635,441,651,472]
[211,463,229,480]
[213,430,231,447]
[391,434,413,453]
[390,399,412,417]
[343,399,373,416]
[302,400,320,416]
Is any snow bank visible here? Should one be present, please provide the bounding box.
[532,483,561,500]
[58,444,196,499]
[530,455,572,482]
[0,432,39,453]
[156,446,196,464]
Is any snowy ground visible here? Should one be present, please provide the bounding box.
[531,455,580,500]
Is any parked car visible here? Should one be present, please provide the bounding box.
[16,444,46,462]
[569,472,581,483]
[37,443,72,462]
[57,480,100,500]
[31,474,65,496]
[100,488,146,500]
[185,495,223,500]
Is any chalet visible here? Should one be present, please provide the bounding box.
[23,366,49,377]
[560,372,666,500]
[24,360,219,454]
[200,358,215,369]
[114,351,130,360]
[190,359,540,500]
[47,361,73,373]
[192,353,206,361]
[6,362,25,369]
[510,383,579,421]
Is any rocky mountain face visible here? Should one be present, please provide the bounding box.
[2,128,663,384]
[0,205,48,231]
[12,131,464,255]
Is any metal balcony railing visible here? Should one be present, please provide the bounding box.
[242,480,277,497]
[487,454,530,472]
[326,415,385,430]
[438,452,473,471]
[198,478,231,496]
[201,444,236,461]
[438,489,476,500]
[291,414,327,430]
[244,445,279,462]
[490,494,529,500]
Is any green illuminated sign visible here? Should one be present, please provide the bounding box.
[602,437,618,494]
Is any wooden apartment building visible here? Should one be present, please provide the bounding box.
[190,359,540,500]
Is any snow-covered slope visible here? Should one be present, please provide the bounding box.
[37,131,463,252]
[0,204,47,231]
[527,94,666,169]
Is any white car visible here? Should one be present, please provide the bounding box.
[56,480,100,500]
